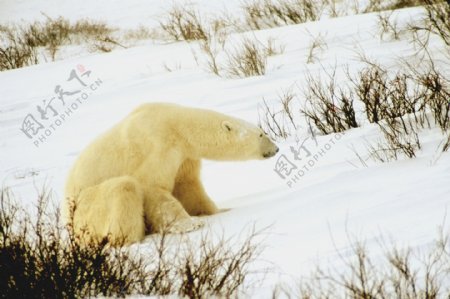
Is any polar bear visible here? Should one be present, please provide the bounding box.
[63,103,278,244]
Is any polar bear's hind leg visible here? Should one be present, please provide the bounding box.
[72,176,146,245]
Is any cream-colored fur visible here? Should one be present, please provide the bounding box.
[63,103,278,244]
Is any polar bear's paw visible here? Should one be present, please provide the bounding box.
[167,217,205,234]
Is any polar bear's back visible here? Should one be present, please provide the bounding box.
[64,103,187,196]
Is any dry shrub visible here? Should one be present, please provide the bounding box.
[159,4,262,77]
[305,31,327,64]
[0,17,114,70]
[177,229,264,298]
[71,19,113,40]
[350,60,448,162]
[264,37,286,56]
[258,66,360,139]
[258,88,299,139]
[259,58,449,161]
[123,26,156,41]
[242,0,323,30]
[412,64,450,132]
[89,37,127,53]
[386,0,428,9]
[293,231,450,298]
[351,67,422,124]
[21,17,71,49]
[409,0,450,49]
[367,118,421,162]
[0,188,263,298]
[159,5,208,41]
[22,17,113,48]
[442,133,450,152]
[193,12,258,76]
[0,28,39,70]
[194,28,228,75]
[363,0,427,13]
[301,67,359,135]
[377,11,401,40]
[225,38,268,77]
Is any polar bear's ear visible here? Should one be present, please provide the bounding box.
[222,120,233,132]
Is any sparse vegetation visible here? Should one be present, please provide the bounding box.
[353,60,449,162]
[0,17,115,70]
[349,65,429,125]
[194,28,228,75]
[225,38,268,77]
[242,0,323,30]
[0,28,39,71]
[195,35,283,77]
[305,31,327,64]
[368,117,421,162]
[412,63,450,132]
[3,184,449,298]
[301,67,359,135]
[123,26,156,41]
[264,37,286,57]
[443,133,450,152]
[409,0,450,49]
[276,229,450,298]
[258,88,299,139]
[90,36,127,53]
[377,11,401,40]
[362,0,427,13]
[158,3,279,78]
[259,54,449,163]
[2,0,444,72]
[159,5,209,41]
[0,188,263,298]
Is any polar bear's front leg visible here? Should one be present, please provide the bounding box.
[143,186,204,233]
[173,159,219,216]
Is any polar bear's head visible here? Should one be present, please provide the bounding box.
[218,119,279,160]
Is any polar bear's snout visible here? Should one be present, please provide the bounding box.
[262,137,279,158]
[263,146,279,158]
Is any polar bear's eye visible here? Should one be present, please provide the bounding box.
[259,133,263,138]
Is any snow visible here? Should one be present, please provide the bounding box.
[1,0,449,296]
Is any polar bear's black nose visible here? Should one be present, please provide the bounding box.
[263,146,279,158]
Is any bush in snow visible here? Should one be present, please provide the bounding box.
[274,229,450,298]
[158,5,209,41]
[193,34,283,77]
[409,0,450,49]
[0,188,263,298]
[258,88,299,139]
[0,17,115,70]
[0,27,39,71]
[301,67,359,135]
[225,38,268,78]
[242,0,323,30]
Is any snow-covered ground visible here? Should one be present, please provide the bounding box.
[1,0,449,296]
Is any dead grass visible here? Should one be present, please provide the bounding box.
[225,38,268,77]
[242,0,323,30]
[0,16,115,70]
[0,187,264,298]
[159,5,209,41]
[286,229,450,298]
